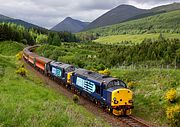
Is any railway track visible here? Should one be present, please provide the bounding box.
[119,115,152,127]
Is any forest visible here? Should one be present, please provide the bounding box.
[1,22,179,69]
[36,34,180,70]
[0,22,80,46]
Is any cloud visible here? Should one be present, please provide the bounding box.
[0,0,179,28]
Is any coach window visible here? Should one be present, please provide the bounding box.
[95,85,100,94]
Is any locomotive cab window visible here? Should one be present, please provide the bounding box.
[66,66,75,72]
[106,80,127,89]
[95,85,100,94]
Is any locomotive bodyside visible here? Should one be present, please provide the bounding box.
[69,68,133,115]
[71,70,102,100]
[48,61,75,83]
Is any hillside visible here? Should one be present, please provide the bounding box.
[83,4,147,31]
[80,10,180,36]
[83,3,180,31]
[51,17,89,33]
[0,41,109,127]
[94,33,180,44]
[151,2,180,12]
[111,68,180,126]
[0,14,46,30]
[0,14,11,20]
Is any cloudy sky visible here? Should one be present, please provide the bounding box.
[0,0,179,29]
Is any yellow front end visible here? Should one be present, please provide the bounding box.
[67,72,73,84]
[111,88,133,116]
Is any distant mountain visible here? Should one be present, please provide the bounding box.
[83,5,148,31]
[0,14,11,20]
[83,3,180,31]
[51,17,89,33]
[151,2,180,12]
[81,10,180,36]
[127,2,180,23]
[0,14,46,30]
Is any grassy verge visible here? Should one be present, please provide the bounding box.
[111,68,180,126]
[0,41,110,127]
[94,33,180,44]
[0,41,25,55]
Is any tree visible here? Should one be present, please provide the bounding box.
[36,34,48,44]
[52,33,61,46]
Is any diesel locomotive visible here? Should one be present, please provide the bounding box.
[23,46,133,116]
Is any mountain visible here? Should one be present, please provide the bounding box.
[0,14,11,20]
[81,10,180,36]
[0,14,46,30]
[83,3,180,31]
[83,5,147,31]
[51,17,89,33]
[151,2,180,12]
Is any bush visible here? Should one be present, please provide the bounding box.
[16,51,22,60]
[166,105,180,126]
[16,67,27,77]
[98,69,111,76]
[165,88,177,103]
[127,81,137,89]
[73,94,79,104]
[96,63,106,71]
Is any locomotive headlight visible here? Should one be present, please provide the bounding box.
[113,97,118,104]
[128,100,133,103]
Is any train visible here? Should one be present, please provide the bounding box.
[23,45,133,116]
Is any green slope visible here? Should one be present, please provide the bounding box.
[0,41,24,55]
[111,68,180,126]
[81,10,180,36]
[94,33,180,44]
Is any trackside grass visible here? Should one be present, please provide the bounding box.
[111,68,180,126]
[0,41,110,127]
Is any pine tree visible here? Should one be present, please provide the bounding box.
[52,33,61,46]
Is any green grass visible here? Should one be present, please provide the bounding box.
[0,41,110,127]
[111,68,180,126]
[0,41,24,55]
[94,33,180,44]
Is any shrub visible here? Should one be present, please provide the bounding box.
[165,88,177,103]
[16,51,22,60]
[20,63,25,68]
[73,94,79,104]
[96,63,106,71]
[16,67,27,77]
[98,69,111,76]
[127,81,137,89]
[166,105,180,126]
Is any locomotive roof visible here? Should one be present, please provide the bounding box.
[36,56,52,63]
[50,61,74,70]
[74,68,118,85]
